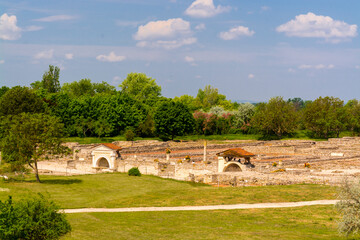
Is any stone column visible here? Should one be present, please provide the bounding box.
[203,140,207,162]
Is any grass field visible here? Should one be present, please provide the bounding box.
[0,173,337,209]
[0,173,345,239]
[62,206,348,240]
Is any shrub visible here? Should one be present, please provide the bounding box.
[336,179,360,237]
[0,194,71,240]
[125,129,135,141]
[304,162,311,168]
[128,167,141,176]
[272,162,278,167]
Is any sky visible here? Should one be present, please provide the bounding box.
[1,0,360,102]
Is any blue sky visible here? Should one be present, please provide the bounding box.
[1,0,360,102]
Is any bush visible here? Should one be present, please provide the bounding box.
[125,129,135,141]
[128,167,141,176]
[336,179,360,237]
[0,194,71,240]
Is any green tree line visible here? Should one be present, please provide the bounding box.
[1,65,360,142]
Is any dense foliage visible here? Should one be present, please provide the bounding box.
[0,194,71,240]
[154,101,195,140]
[1,65,360,141]
[336,179,360,237]
[128,167,141,176]
[0,113,69,182]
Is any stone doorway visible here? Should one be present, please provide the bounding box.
[224,163,242,172]
[97,157,110,168]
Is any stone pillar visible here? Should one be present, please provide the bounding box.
[91,153,96,167]
[218,157,225,172]
[203,140,207,162]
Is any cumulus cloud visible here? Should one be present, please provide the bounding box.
[248,74,255,79]
[276,12,357,43]
[185,0,231,18]
[65,53,74,60]
[195,23,206,30]
[34,15,77,22]
[134,18,197,49]
[184,56,197,66]
[219,26,255,40]
[96,52,126,62]
[298,64,335,70]
[0,13,22,40]
[34,49,54,59]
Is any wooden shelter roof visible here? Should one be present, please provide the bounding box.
[216,148,255,158]
[100,143,122,151]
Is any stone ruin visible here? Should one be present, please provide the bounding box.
[37,137,360,186]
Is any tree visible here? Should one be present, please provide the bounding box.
[0,86,44,116]
[62,78,94,97]
[42,65,60,93]
[61,79,116,98]
[251,96,298,138]
[0,194,71,240]
[287,97,305,111]
[232,103,255,129]
[173,94,198,111]
[195,85,234,111]
[303,96,346,138]
[336,179,360,237]
[120,73,161,102]
[345,99,360,134]
[0,113,69,183]
[154,101,194,140]
[0,86,9,99]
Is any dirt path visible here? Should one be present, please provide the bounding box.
[63,200,338,213]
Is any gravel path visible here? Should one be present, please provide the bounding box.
[63,200,338,213]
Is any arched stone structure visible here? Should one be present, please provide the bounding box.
[217,148,255,173]
[223,163,242,172]
[97,157,110,168]
[91,143,122,171]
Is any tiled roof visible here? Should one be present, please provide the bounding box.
[216,148,255,158]
[101,143,122,151]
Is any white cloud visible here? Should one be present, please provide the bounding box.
[96,52,126,62]
[185,56,197,66]
[0,60,4,64]
[219,26,255,40]
[195,23,206,30]
[113,76,121,82]
[0,13,21,40]
[134,18,197,49]
[248,73,255,79]
[276,12,357,43]
[34,15,77,22]
[356,65,360,69]
[34,49,54,59]
[24,25,43,32]
[261,6,270,12]
[298,64,335,70]
[185,0,231,18]
[65,53,73,60]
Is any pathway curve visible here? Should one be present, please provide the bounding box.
[63,200,339,213]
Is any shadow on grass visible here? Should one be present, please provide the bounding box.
[27,179,83,185]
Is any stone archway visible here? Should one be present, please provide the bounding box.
[97,157,110,168]
[224,163,242,172]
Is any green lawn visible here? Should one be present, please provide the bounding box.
[0,173,337,209]
[62,206,348,240]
